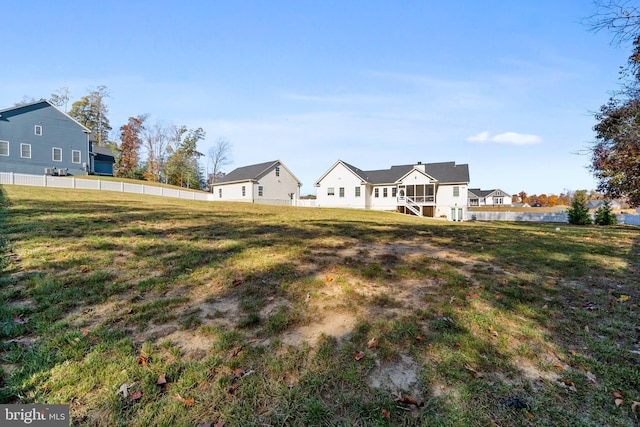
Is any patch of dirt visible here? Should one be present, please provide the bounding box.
[280,310,358,346]
[367,353,421,393]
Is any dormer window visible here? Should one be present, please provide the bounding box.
[35,125,43,136]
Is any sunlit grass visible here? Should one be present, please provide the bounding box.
[1,184,639,426]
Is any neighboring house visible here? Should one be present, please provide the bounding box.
[468,188,512,207]
[90,144,116,176]
[315,160,470,220]
[210,160,302,206]
[587,199,621,210]
[0,99,114,176]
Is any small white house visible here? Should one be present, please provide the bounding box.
[468,188,512,207]
[315,160,470,220]
[211,160,301,206]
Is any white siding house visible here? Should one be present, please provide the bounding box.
[468,188,512,207]
[315,160,470,220]
[210,160,301,206]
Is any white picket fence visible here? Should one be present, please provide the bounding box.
[469,210,640,225]
[0,172,213,201]
[0,172,319,207]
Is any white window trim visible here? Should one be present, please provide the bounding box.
[0,140,9,156]
[327,187,335,196]
[72,150,81,164]
[52,147,62,162]
[20,143,31,159]
[258,186,263,197]
[35,125,43,136]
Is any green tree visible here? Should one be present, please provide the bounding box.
[68,86,111,146]
[588,1,640,207]
[566,190,592,225]
[594,200,618,225]
[165,127,205,189]
[116,115,147,178]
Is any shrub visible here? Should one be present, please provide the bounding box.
[594,200,618,225]
[566,190,592,225]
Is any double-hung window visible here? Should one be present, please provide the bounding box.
[52,147,62,162]
[35,125,43,136]
[20,143,31,159]
[0,141,10,156]
[72,150,81,164]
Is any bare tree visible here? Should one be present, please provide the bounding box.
[143,121,173,183]
[586,0,640,45]
[207,137,233,188]
[50,86,71,112]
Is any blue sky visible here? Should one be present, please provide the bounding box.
[1,1,630,196]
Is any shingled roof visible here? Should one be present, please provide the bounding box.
[213,160,301,185]
[341,161,469,184]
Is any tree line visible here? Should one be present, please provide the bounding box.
[18,86,232,191]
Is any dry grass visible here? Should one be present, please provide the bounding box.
[1,184,639,426]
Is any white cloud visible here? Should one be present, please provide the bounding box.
[466,131,541,145]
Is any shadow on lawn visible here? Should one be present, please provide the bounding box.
[2,190,640,424]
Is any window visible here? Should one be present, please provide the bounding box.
[258,186,263,196]
[392,187,397,197]
[327,187,335,196]
[383,188,388,198]
[495,197,504,205]
[20,143,31,159]
[35,125,42,136]
[0,141,8,156]
[52,147,62,162]
[355,187,361,197]
[453,186,460,197]
[72,150,81,164]
[275,166,280,177]
[242,186,246,197]
[219,189,222,198]
[339,187,345,197]
[374,188,379,198]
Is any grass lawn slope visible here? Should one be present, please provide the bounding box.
[1,184,639,426]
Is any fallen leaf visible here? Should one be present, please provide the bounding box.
[326,275,333,282]
[367,337,379,349]
[584,325,590,333]
[586,371,597,384]
[381,408,390,420]
[495,293,502,299]
[488,326,498,337]
[615,398,624,407]
[130,390,143,401]
[215,422,226,427]
[12,315,28,324]
[464,364,483,379]
[632,401,640,413]
[231,278,244,287]
[172,394,194,406]
[415,335,425,341]
[81,329,90,336]
[613,392,623,398]
[226,382,241,394]
[553,365,564,371]
[230,346,243,358]
[118,383,131,398]
[559,379,577,391]
[157,374,167,386]
[619,294,630,302]
[136,355,148,366]
[354,351,365,361]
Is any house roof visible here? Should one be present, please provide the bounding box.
[213,160,302,186]
[336,161,470,185]
[92,146,115,163]
[468,188,510,198]
[0,99,91,133]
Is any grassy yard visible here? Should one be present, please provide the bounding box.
[0,184,639,426]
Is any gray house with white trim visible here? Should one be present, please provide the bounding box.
[0,100,113,176]
[211,160,302,206]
